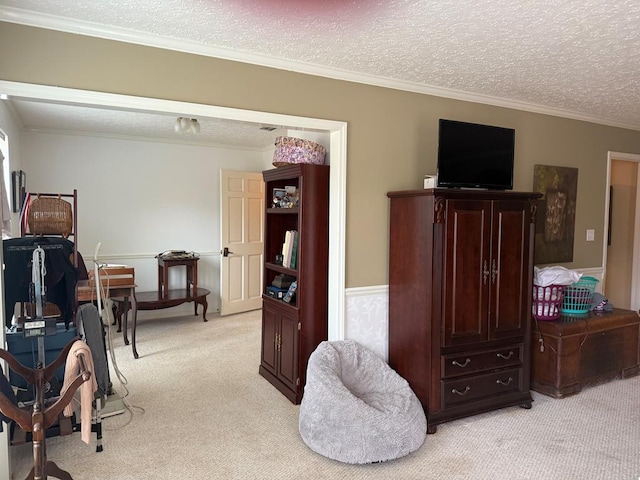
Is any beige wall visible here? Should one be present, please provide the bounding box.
[3,22,640,288]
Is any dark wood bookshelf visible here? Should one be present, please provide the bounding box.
[259,164,329,404]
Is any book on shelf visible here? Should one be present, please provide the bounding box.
[290,231,299,269]
[281,230,298,268]
[282,230,292,267]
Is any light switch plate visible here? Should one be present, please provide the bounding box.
[586,229,595,241]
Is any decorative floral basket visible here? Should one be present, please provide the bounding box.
[561,276,599,315]
[532,284,565,321]
[272,136,326,167]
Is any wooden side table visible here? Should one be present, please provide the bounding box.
[158,257,199,298]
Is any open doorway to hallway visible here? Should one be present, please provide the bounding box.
[605,153,640,310]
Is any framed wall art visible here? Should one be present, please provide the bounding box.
[533,165,578,265]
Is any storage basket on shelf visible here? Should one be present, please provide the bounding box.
[272,136,326,167]
[561,276,599,314]
[532,284,565,321]
[27,196,73,237]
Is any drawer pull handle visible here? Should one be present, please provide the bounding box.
[496,377,513,386]
[452,358,471,368]
[452,386,471,396]
[497,351,514,360]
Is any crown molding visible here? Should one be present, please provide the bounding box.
[2,6,639,132]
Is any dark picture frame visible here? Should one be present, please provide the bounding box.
[533,165,578,264]
[11,170,26,213]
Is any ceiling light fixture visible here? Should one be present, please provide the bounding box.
[175,117,201,134]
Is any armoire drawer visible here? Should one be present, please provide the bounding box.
[442,344,523,378]
[442,367,523,407]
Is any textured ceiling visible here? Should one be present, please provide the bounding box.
[2,0,640,142]
[7,99,288,149]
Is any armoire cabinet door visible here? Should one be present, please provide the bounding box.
[488,200,531,339]
[442,199,491,346]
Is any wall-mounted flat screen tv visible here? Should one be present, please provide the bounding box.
[436,119,515,190]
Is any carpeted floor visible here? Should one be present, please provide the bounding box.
[8,309,640,479]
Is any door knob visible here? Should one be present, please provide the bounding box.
[222,247,233,257]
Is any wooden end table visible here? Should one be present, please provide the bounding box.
[157,256,199,298]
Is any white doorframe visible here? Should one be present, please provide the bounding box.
[604,151,640,310]
[0,225,8,480]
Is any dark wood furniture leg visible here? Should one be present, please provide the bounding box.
[122,297,130,346]
[112,303,121,332]
[190,262,197,295]
[130,292,139,359]
[158,263,162,297]
[196,293,208,322]
[27,460,73,480]
[118,292,139,359]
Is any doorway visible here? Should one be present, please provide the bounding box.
[604,152,640,310]
[0,79,347,341]
[219,169,264,316]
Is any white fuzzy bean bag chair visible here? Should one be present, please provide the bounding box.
[299,339,427,464]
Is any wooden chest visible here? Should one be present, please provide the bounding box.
[531,308,640,398]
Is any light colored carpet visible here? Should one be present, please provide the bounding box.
[9,309,640,479]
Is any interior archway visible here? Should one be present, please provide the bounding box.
[0,80,347,340]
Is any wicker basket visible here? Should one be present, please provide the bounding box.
[28,196,73,237]
[561,276,599,315]
[272,136,326,167]
[532,284,565,321]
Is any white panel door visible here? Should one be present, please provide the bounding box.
[220,170,264,315]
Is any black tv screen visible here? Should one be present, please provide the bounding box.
[436,119,515,190]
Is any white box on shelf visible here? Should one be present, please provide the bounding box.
[424,175,437,189]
